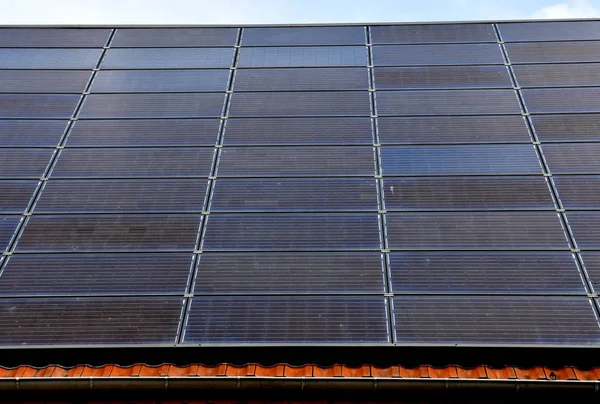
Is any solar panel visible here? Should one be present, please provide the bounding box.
[522,88,600,114]
[111,28,238,47]
[238,46,368,67]
[568,213,600,249]
[553,176,600,209]
[0,120,67,147]
[0,49,102,69]
[91,70,231,93]
[0,181,38,213]
[0,149,54,179]
[0,216,21,251]
[0,94,80,118]
[0,28,111,47]
[514,64,600,88]
[101,48,235,69]
[233,68,369,91]
[242,27,365,46]
[370,24,496,44]
[505,41,600,64]
[373,66,512,89]
[372,44,504,66]
[531,114,600,142]
[581,253,600,292]
[500,21,600,42]
[0,70,91,93]
[543,143,600,174]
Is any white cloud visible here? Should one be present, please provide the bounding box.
[533,0,600,18]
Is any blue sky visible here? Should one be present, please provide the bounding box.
[0,0,599,24]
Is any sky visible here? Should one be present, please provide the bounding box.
[0,0,599,24]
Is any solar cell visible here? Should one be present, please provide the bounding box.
[543,143,600,174]
[531,114,600,142]
[0,70,91,93]
[394,296,600,345]
[0,95,80,118]
[237,46,368,68]
[112,28,238,47]
[522,88,600,114]
[0,28,110,47]
[500,21,600,42]
[0,253,193,295]
[389,252,585,294]
[78,93,225,118]
[233,68,369,91]
[386,212,568,249]
[16,214,202,252]
[376,90,521,116]
[380,145,541,175]
[383,176,554,210]
[228,91,371,117]
[371,24,496,44]
[35,179,208,213]
[372,44,504,66]
[223,117,373,145]
[514,64,600,88]
[0,297,184,345]
[184,296,389,343]
[0,216,21,251]
[377,116,530,144]
[506,42,600,64]
[554,176,600,209]
[51,148,214,178]
[91,70,230,93]
[568,213,600,249]
[0,181,38,213]
[101,48,234,69]
[0,149,54,179]
[210,178,378,211]
[374,66,512,89]
[194,252,385,293]
[201,213,380,250]
[217,146,375,177]
[242,27,365,46]
[67,119,220,146]
[0,120,67,147]
[0,49,102,69]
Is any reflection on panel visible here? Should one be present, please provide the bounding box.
[238,46,368,67]
[0,70,91,93]
[0,181,38,213]
[506,42,600,64]
[16,214,202,252]
[554,176,600,209]
[224,117,373,145]
[378,116,530,144]
[0,28,110,47]
[522,88,600,113]
[374,66,512,89]
[0,216,21,251]
[376,90,521,116]
[383,176,554,210]
[217,146,375,177]
[371,24,496,44]
[92,70,230,93]
[0,297,184,345]
[112,28,238,47]
[568,212,600,249]
[211,178,378,212]
[544,143,600,174]
[389,252,584,294]
[0,95,80,118]
[67,119,220,146]
[0,149,54,179]
[386,212,568,249]
[500,21,600,42]
[194,252,384,293]
[184,296,389,343]
[532,114,600,142]
[0,49,102,69]
[234,68,369,91]
[242,27,365,46]
[380,145,541,175]
[372,44,504,66]
[394,296,600,345]
[228,91,371,117]
[52,148,215,178]
[101,48,234,69]
[202,213,380,250]
[0,254,193,295]
[514,64,600,88]
[35,179,208,213]
[0,120,67,147]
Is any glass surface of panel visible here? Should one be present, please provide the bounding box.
[0,253,193,295]
[52,148,215,178]
[184,296,389,343]
[238,46,368,67]
[0,181,37,213]
[374,66,512,89]
[380,145,541,175]
[377,116,530,144]
[0,216,21,251]
[223,117,373,145]
[228,91,371,117]
[500,21,600,42]
[0,149,54,179]
[194,252,385,293]
[514,64,600,88]
[79,94,225,118]
[383,176,554,210]
[581,253,600,293]
[0,28,110,47]
[376,90,521,116]
[16,214,202,252]
[210,178,378,212]
[372,44,504,66]
[91,70,230,93]
[543,143,600,174]
[234,67,369,91]
[35,179,208,213]
[394,296,600,345]
[371,24,496,44]
[0,70,91,93]
[0,120,67,147]
[202,213,380,250]
[506,42,600,64]
[0,297,184,345]
[523,88,600,114]
[112,28,238,47]
[532,114,600,142]
[554,176,600,209]
[0,49,102,69]
[67,119,220,146]
[242,26,365,46]
[568,212,600,249]
[0,95,80,118]
[386,212,568,249]
[389,252,584,294]
[217,146,375,177]
[101,48,234,69]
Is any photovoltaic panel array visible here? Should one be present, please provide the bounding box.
[1,22,600,349]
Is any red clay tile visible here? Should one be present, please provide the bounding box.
[428,366,458,379]
[80,366,112,377]
[371,365,401,378]
[138,365,162,377]
[167,364,199,377]
[196,364,228,376]
[226,365,256,376]
[283,365,313,377]
[515,366,547,380]
[398,366,429,378]
[18,367,39,378]
[457,366,487,379]
[109,366,138,377]
[573,368,600,381]
[341,365,371,378]
[313,365,342,377]
[0,367,22,378]
[66,367,84,377]
[545,367,576,380]
[485,366,517,379]
[50,367,69,377]
[255,365,284,377]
